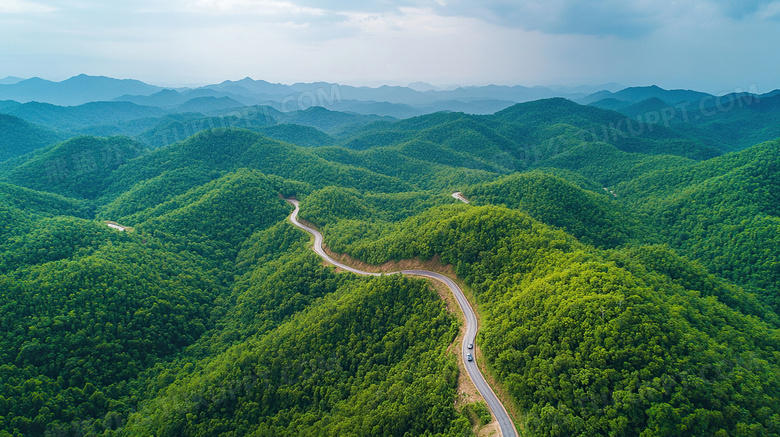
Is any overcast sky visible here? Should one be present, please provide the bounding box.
[1,0,778,93]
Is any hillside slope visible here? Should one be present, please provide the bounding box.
[1,94,779,437]
[0,114,62,161]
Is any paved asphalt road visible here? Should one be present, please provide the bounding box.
[286,199,517,437]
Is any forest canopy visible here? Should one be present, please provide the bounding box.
[1,95,779,436]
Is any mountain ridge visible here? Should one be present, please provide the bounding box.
[1,86,780,436]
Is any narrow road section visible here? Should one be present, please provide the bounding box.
[286,199,517,437]
[452,192,470,203]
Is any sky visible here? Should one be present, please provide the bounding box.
[0,0,779,93]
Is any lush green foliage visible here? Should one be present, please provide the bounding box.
[465,171,652,248]
[0,136,145,200]
[105,129,414,198]
[130,169,291,261]
[257,124,335,148]
[4,101,166,133]
[0,239,225,435]
[343,205,780,436]
[0,114,61,162]
[0,166,472,436]
[0,181,89,246]
[617,140,780,307]
[121,274,468,437]
[462,401,492,426]
[1,96,779,437]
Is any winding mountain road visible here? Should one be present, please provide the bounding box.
[286,199,517,437]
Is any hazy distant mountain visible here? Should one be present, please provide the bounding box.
[273,106,393,135]
[407,82,440,92]
[0,76,25,85]
[588,98,631,111]
[0,74,627,117]
[336,84,566,105]
[424,99,517,114]
[0,74,162,106]
[5,101,167,132]
[116,88,263,108]
[320,99,516,118]
[115,89,186,107]
[182,88,264,106]
[0,100,22,111]
[3,75,757,126]
[617,97,672,118]
[580,85,711,106]
[204,78,297,97]
[435,84,592,103]
[172,97,246,115]
[329,100,424,118]
[285,80,603,106]
[546,83,624,94]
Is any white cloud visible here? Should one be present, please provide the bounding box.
[181,0,326,17]
[257,0,780,37]
[756,1,780,19]
[1,0,779,92]
[0,0,56,14]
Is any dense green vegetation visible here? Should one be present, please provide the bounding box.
[122,273,468,437]
[105,129,414,198]
[0,218,226,435]
[4,101,166,133]
[1,94,779,436]
[616,140,780,309]
[256,124,336,148]
[464,171,652,248]
[0,136,145,200]
[131,105,387,148]
[0,114,61,162]
[594,93,780,153]
[337,205,780,436]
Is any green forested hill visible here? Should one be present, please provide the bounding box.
[0,114,61,162]
[676,94,780,151]
[332,98,722,184]
[339,205,780,436]
[588,93,780,153]
[0,182,89,248]
[0,169,301,436]
[608,94,780,153]
[127,169,291,261]
[104,129,413,198]
[257,124,336,148]
[134,105,388,149]
[0,136,145,200]
[1,96,779,436]
[122,273,468,437]
[616,140,780,307]
[464,171,652,248]
[5,101,167,133]
[489,98,722,160]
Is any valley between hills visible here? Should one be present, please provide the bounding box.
[1,78,779,436]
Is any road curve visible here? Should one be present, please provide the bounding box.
[286,199,517,437]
